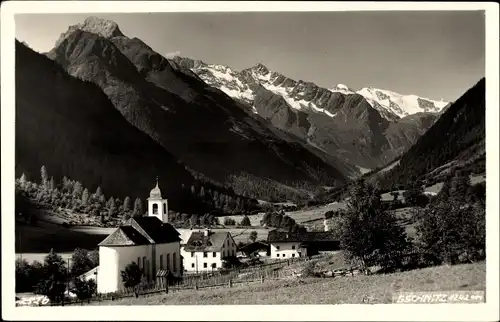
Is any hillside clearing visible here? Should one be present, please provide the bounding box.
[91,262,485,305]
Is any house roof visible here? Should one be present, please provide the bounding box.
[98,217,180,247]
[239,241,269,252]
[183,230,229,252]
[267,230,338,243]
[78,266,99,279]
[178,229,195,245]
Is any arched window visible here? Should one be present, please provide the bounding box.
[152,203,158,214]
[166,253,170,270]
[163,203,167,215]
[172,252,177,272]
[159,255,164,269]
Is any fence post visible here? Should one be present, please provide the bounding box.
[228,280,232,288]
[261,276,264,284]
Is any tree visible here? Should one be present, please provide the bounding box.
[123,196,131,213]
[340,180,410,271]
[81,188,90,206]
[49,177,56,191]
[107,197,116,218]
[240,215,251,227]
[403,181,428,207]
[73,278,96,301]
[249,230,258,243]
[121,262,143,291]
[223,217,236,226]
[132,198,143,217]
[72,181,83,200]
[449,171,471,203]
[40,165,49,188]
[190,214,199,228]
[19,173,27,189]
[416,196,485,265]
[16,258,33,292]
[88,249,99,268]
[35,249,68,302]
[70,248,93,277]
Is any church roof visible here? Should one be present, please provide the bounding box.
[183,231,231,252]
[149,179,162,199]
[99,217,180,247]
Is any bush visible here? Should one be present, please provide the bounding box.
[73,278,97,301]
[240,215,251,227]
[223,217,236,226]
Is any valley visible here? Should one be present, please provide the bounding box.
[11,13,488,310]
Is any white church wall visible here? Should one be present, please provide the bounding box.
[154,241,182,276]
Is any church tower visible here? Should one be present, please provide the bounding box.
[148,177,169,223]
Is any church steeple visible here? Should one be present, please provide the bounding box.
[147,177,169,223]
[149,176,162,199]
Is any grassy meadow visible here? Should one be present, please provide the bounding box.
[91,262,485,305]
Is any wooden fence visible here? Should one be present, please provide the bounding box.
[55,257,311,306]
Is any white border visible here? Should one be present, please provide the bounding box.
[1,1,499,321]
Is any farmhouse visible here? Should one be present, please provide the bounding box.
[95,179,182,294]
[181,229,237,273]
[267,230,340,259]
[239,241,270,258]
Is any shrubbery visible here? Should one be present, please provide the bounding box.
[415,172,485,265]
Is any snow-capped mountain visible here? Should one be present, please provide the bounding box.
[356,87,449,119]
[170,56,444,171]
[169,57,449,121]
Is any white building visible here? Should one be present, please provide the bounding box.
[268,230,340,259]
[180,229,237,273]
[96,180,182,294]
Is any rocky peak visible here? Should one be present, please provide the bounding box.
[53,16,124,49]
[80,16,125,39]
[252,62,270,75]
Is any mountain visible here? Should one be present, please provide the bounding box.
[15,40,198,211]
[171,57,446,170]
[374,78,485,189]
[43,17,350,200]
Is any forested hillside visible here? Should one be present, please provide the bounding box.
[375,78,485,190]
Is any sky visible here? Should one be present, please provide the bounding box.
[15,11,485,102]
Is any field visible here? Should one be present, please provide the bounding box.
[91,261,485,305]
[380,173,485,202]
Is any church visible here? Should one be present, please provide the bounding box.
[96,179,182,294]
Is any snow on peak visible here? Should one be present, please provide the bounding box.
[180,56,447,121]
[355,87,449,118]
[329,84,355,95]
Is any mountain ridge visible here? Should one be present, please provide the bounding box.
[42,17,352,201]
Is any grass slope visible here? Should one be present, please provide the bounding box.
[92,262,485,305]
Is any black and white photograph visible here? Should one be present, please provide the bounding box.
[1,1,499,321]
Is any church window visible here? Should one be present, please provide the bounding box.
[160,255,163,269]
[172,253,177,272]
[163,203,167,214]
[137,257,141,268]
[166,254,170,270]
[152,203,158,214]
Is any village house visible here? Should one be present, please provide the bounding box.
[267,230,340,259]
[238,241,270,258]
[95,179,182,294]
[180,229,237,273]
